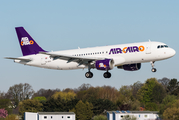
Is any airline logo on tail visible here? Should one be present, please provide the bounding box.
[21,37,34,46]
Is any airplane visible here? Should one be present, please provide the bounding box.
[5,27,176,78]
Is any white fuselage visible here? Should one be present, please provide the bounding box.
[14,41,176,70]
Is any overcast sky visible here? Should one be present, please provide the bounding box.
[1,1,178,92]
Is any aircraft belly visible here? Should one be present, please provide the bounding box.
[46,60,85,70]
[120,53,144,64]
[26,60,43,68]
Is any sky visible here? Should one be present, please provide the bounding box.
[0,1,179,93]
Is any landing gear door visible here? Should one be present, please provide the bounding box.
[146,42,151,54]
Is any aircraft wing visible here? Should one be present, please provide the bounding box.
[39,52,106,65]
[5,57,32,62]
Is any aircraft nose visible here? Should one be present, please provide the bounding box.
[170,48,176,57]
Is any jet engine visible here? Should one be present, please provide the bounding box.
[117,63,141,71]
[95,59,114,70]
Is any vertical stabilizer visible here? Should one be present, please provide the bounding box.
[15,27,46,56]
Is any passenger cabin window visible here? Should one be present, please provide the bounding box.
[44,116,47,119]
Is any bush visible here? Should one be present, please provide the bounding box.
[93,115,107,120]
[0,114,18,120]
[0,109,8,118]
[145,102,158,111]
[163,99,179,119]
[5,115,18,120]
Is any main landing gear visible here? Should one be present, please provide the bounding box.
[151,61,157,72]
[85,71,111,78]
[85,71,93,78]
[85,63,111,78]
[85,65,93,78]
[103,71,111,78]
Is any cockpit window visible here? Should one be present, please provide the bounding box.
[157,45,169,49]
[164,45,168,48]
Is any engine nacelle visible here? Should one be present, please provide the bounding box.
[95,59,114,71]
[118,63,141,71]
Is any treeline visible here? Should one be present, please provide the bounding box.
[0,77,179,120]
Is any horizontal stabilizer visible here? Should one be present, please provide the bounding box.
[5,57,32,62]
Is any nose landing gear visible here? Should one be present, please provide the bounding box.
[151,61,157,72]
[152,68,157,72]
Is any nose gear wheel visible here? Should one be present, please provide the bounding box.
[151,68,157,72]
[150,61,157,72]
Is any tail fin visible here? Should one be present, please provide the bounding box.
[15,27,46,56]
